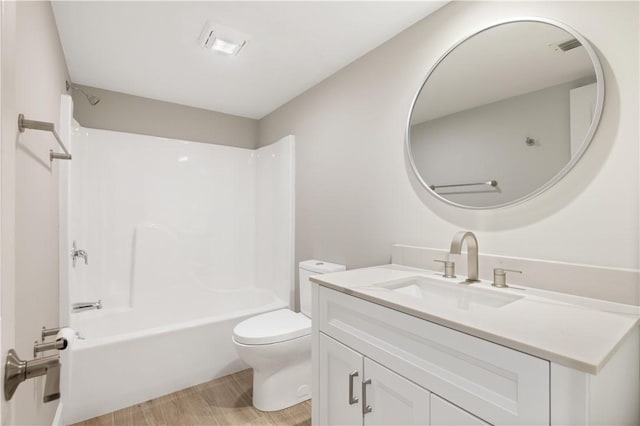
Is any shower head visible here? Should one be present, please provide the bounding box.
[85,93,100,106]
[66,81,100,106]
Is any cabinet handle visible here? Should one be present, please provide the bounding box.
[362,378,372,414]
[348,370,359,405]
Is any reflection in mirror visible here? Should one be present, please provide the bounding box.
[408,19,603,209]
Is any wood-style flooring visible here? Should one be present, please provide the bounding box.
[71,369,311,426]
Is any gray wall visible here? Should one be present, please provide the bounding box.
[4,1,70,424]
[410,81,577,207]
[71,85,259,149]
[258,1,639,275]
[1,0,18,421]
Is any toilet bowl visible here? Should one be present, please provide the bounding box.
[233,309,311,411]
[232,260,345,411]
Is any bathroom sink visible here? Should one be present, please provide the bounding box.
[376,276,523,311]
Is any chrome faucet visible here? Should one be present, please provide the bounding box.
[449,231,480,283]
[71,241,88,267]
[72,300,102,313]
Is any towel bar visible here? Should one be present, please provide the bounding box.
[18,114,71,161]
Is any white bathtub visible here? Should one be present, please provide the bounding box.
[62,288,286,425]
[57,103,295,424]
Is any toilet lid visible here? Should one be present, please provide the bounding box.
[233,309,311,345]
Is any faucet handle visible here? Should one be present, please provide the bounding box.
[71,241,88,267]
[434,260,456,278]
[492,268,522,288]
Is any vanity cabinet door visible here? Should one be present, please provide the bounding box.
[319,334,364,426]
[431,394,489,426]
[363,358,430,426]
[319,286,550,425]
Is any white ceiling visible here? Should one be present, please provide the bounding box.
[52,1,447,119]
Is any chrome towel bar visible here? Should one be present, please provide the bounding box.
[18,114,72,161]
[429,180,497,191]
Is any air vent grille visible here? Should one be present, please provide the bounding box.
[201,30,216,49]
[198,21,250,56]
[557,38,582,52]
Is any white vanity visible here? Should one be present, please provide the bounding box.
[310,263,639,425]
[309,12,638,426]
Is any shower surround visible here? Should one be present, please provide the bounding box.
[57,96,294,423]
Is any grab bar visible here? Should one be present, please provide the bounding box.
[18,114,72,162]
[429,180,498,191]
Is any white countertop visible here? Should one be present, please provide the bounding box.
[311,264,640,374]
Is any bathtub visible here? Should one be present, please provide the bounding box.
[58,106,295,423]
[61,288,286,425]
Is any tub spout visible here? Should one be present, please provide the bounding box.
[72,300,102,312]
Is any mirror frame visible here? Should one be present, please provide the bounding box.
[406,17,605,210]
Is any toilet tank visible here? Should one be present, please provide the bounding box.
[299,260,346,317]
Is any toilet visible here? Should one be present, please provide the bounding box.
[232,260,346,411]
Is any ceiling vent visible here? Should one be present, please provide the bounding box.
[199,21,250,56]
[550,38,582,53]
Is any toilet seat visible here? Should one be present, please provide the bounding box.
[233,309,311,345]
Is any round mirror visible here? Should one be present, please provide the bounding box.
[407,18,604,209]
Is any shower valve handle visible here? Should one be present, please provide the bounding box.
[71,241,88,267]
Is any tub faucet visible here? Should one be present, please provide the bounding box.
[72,300,102,312]
[449,231,480,283]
